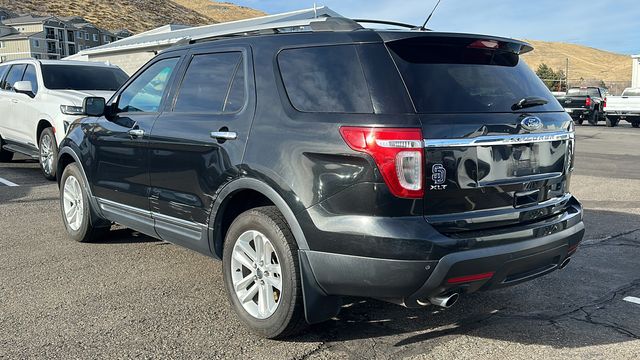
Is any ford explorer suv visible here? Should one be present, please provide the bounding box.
[55,18,584,338]
[0,59,128,179]
[555,86,606,125]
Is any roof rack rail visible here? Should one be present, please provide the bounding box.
[353,19,424,30]
[188,17,363,44]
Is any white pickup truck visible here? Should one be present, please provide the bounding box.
[604,88,640,128]
[0,59,128,179]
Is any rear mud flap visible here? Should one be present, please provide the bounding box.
[299,251,342,324]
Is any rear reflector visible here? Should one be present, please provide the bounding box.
[340,127,424,199]
[446,272,495,284]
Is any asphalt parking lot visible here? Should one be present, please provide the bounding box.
[1,124,639,359]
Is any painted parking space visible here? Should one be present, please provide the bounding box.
[623,296,640,305]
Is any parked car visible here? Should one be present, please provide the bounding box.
[0,59,128,179]
[555,87,606,125]
[604,88,640,127]
[56,18,584,338]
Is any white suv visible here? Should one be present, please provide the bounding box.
[0,59,128,179]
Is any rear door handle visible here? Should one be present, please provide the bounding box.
[210,131,237,140]
[128,129,144,138]
[10,99,18,104]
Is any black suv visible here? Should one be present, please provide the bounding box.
[56,18,584,338]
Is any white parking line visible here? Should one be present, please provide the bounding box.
[0,177,19,187]
[623,296,640,305]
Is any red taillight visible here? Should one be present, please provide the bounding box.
[340,127,424,199]
[446,272,495,284]
[585,96,592,107]
[603,97,607,109]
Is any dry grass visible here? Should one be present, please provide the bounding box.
[522,40,632,82]
[0,0,264,33]
[173,0,265,23]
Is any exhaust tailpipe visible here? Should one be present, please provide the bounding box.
[559,257,571,269]
[428,293,460,309]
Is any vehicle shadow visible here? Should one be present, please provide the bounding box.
[286,208,640,350]
[94,227,162,244]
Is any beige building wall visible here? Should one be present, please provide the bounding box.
[0,35,50,62]
[12,23,44,33]
[89,48,165,75]
[0,39,32,62]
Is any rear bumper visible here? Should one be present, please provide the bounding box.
[302,197,584,307]
[565,108,591,119]
[605,111,640,119]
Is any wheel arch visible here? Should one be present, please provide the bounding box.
[56,146,104,219]
[208,177,309,259]
[36,119,54,146]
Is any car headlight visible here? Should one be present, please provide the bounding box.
[60,105,85,115]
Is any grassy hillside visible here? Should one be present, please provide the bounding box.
[0,0,264,33]
[522,40,632,82]
[173,0,265,23]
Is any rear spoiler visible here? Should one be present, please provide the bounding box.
[378,31,534,55]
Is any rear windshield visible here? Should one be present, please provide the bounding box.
[622,89,640,97]
[567,88,601,97]
[387,37,563,113]
[42,65,128,91]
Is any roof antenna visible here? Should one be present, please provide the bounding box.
[420,0,443,30]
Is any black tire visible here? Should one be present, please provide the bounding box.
[0,134,14,162]
[222,206,306,339]
[605,116,618,127]
[633,122,640,128]
[60,163,109,242]
[576,119,584,125]
[38,127,58,180]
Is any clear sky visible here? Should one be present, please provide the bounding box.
[231,0,639,55]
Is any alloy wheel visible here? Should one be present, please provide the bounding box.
[40,133,54,176]
[63,175,84,231]
[231,230,283,319]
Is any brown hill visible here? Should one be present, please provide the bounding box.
[173,0,265,23]
[522,40,632,82]
[0,0,264,33]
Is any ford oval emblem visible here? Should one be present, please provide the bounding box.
[521,116,543,131]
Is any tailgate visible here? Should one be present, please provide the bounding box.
[605,97,640,113]
[420,113,574,233]
[558,96,588,109]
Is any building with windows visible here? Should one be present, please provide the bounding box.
[0,13,131,63]
[633,55,639,88]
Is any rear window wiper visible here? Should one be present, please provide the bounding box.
[512,96,548,111]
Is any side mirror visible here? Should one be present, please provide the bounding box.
[83,97,106,117]
[14,81,35,98]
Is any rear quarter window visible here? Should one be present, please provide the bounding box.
[278,45,374,114]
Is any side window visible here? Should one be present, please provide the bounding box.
[173,52,244,113]
[22,65,38,95]
[278,45,373,113]
[117,58,179,113]
[3,64,27,91]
